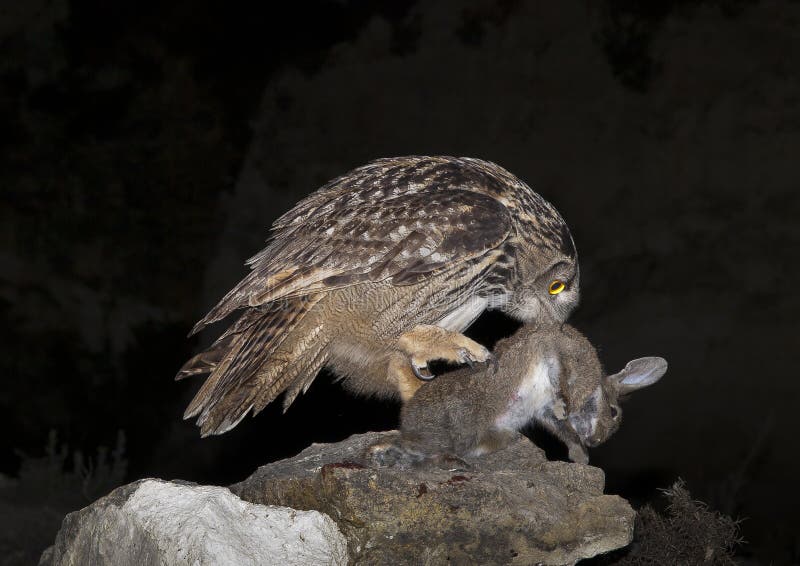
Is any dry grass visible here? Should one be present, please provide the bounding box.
[594,479,742,565]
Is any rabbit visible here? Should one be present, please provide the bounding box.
[368,323,667,466]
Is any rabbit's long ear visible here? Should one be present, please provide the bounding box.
[609,357,667,395]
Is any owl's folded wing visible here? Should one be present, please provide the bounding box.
[191,188,512,335]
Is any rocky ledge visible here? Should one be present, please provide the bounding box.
[42,431,635,565]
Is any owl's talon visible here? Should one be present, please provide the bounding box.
[398,325,491,382]
[458,348,476,367]
[412,362,435,381]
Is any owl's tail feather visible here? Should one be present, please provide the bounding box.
[177,294,326,437]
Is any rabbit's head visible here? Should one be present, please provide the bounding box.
[567,356,668,447]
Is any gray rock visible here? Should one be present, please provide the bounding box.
[231,431,635,565]
[40,433,634,565]
[40,478,348,566]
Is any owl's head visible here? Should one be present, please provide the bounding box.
[504,254,580,324]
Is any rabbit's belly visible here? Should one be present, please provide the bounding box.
[494,358,555,431]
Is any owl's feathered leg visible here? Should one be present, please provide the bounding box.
[392,324,492,388]
[387,351,425,401]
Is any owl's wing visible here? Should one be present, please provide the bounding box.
[192,188,511,334]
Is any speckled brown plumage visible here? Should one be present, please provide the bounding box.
[177,156,580,436]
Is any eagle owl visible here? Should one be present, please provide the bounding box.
[177,156,579,436]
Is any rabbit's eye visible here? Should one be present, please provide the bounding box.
[548,279,566,295]
[610,405,620,419]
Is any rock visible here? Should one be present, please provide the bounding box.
[40,478,348,566]
[40,433,635,565]
[231,431,635,565]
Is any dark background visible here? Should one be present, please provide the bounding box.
[1,0,798,563]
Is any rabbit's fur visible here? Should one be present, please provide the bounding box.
[370,323,667,465]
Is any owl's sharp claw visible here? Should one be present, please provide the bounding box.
[457,348,476,367]
[412,362,435,381]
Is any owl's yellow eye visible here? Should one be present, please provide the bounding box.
[548,279,566,295]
